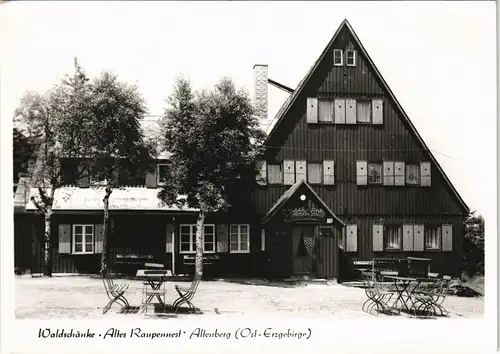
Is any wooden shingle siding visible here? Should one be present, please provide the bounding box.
[306,98,318,123]
[283,160,295,185]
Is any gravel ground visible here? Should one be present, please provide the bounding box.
[15,276,484,320]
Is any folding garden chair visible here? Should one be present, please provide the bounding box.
[101,268,130,314]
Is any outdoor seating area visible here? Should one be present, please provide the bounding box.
[100,264,201,315]
[15,272,483,320]
[360,257,452,318]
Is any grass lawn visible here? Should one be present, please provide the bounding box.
[15,275,484,320]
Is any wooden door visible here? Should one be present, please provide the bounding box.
[292,225,314,275]
[267,228,292,278]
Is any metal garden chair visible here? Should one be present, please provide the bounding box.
[361,271,394,315]
[101,268,130,314]
[172,273,201,314]
[413,275,452,316]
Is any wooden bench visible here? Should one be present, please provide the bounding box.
[172,274,201,314]
[101,268,130,314]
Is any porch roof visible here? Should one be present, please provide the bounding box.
[25,187,198,212]
[261,180,345,226]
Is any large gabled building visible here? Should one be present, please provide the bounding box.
[14,19,468,279]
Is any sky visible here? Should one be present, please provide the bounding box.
[0,1,496,216]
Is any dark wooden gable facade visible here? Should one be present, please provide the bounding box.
[253,19,469,276]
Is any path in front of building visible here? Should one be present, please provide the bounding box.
[14,276,484,320]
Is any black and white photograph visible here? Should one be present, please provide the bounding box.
[1,1,497,353]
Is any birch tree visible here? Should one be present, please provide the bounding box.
[159,77,265,277]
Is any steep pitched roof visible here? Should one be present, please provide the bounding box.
[266,19,469,213]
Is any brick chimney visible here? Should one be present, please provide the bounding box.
[253,64,268,126]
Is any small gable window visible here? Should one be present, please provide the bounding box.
[318,99,334,122]
[346,50,356,66]
[356,100,371,123]
[333,49,343,66]
[406,164,420,185]
[367,163,382,184]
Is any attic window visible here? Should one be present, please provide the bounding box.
[346,50,356,66]
[333,49,343,66]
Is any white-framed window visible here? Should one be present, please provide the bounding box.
[73,224,94,254]
[368,163,382,184]
[425,225,441,250]
[157,163,170,185]
[179,224,216,253]
[346,50,356,66]
[406,164,420,185]
[307,163,323,184]
[385,226,402,250]
[318,99,334,122]
[333,49,343,66]
[356,100,371,123]
[267,164,282,185]
[230,224,250,253]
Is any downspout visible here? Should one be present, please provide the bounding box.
[172,216,176,275]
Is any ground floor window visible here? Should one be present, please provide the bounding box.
[385,225,402,250]
[73,224,94,254]
[179,224,215,253]
[425,225,441,250]
[230,224,250,253]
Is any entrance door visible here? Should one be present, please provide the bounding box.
[292,225,314,275]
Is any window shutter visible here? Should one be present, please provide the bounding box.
[372,224,384,252]
[76,165,90,188]
[372,99,383,124]
[323,160,335,185]
[383,161,394,186]
[356,161,368,185]
[442,224,453,251]
[283,160,295,185]
[166,224,174,253]
[420,162,431,187]
[402,224,414,251]
[94,224,103,254]
[306,98,318,124]
[261,229,265,251]
[334,98,346,124]
[256,160,267,185]
[345,99,357,124]
[217,224,229,253]
[58,224,71,254]
[145,164,157,188]
[345,224,358,252]
[394,162,405,186]
[295,160,307,182]
[413,224,424,251]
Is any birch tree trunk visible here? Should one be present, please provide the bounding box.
[195,206,206,277]
[43,188,56,277]
[101,186,112,271]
